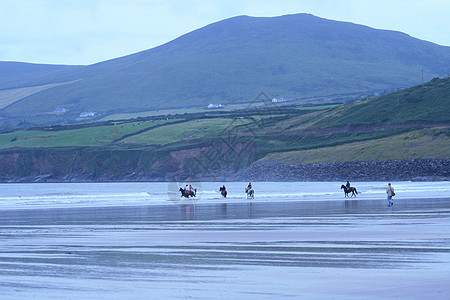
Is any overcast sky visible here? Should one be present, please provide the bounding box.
[1,0,449,65]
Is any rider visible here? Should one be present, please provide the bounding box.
[346,181,351,189]
[246,182,252,194]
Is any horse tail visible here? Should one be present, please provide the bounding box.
[355,188,358,194]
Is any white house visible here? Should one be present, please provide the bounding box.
[79,111,96,118]
[207,104,225,109]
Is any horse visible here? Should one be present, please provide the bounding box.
[341,185,358,197]
[179,187,196,198]
[245,187,254,199]
[219,186,227,197]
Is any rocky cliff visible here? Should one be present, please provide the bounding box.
[0,146,448,182]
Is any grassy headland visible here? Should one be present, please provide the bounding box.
[0,78,448,181]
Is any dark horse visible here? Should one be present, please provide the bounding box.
[179,187,196,198]
[220,186,227,197]
[341,185,358,197]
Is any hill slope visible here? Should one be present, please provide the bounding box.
[0,78,448,181]
[2,13,450,123]
[276,76,450,131]
[0,61,82,89]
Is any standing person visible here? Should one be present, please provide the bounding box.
[386,183,395,207]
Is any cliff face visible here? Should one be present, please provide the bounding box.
[0,147,448,182]
[0,141,257,182]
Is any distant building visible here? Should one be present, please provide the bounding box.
[53,108,67,114]
[271,98,293,103]
[207,104,225,109]
[79,111,96,118]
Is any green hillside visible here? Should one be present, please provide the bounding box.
[0,78,448,171]
[260,127,449,164]
[1,14,450,126]
[0,61,81,89]
[294,77,450,129]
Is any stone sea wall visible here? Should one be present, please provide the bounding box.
[238,159,450,181]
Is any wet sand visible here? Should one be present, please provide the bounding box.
[1,197,450,299]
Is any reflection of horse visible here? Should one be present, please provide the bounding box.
[245,187,254,199]
[341,185,358,197]
[219,186,227,197]
[179,187,196,198]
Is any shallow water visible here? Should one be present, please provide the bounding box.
[1,182,449,299]
[1,181,449,209]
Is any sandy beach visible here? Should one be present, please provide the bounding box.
[1,182,450,299]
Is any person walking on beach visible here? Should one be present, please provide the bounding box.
[386,183,395,207]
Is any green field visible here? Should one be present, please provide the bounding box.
[260,127,450,163]
[0,78,448,172]
[0,120,172,148]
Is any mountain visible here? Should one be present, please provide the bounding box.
[0,61,82,89]
[2,13,450,124]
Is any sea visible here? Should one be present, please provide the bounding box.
[1,181,449,210]
[1,181,449,299]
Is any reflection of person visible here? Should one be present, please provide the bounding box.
[386,183,395,207]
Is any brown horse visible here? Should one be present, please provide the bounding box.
[220,186,227,197]
[341,185,358,197]
[179,187,196,198]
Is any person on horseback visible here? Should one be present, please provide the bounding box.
[341,184,357,197]
[245,183,254,199]
[220,185,227,197]
[346,181,351,189]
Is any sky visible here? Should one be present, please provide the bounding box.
[1,0,449,65]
